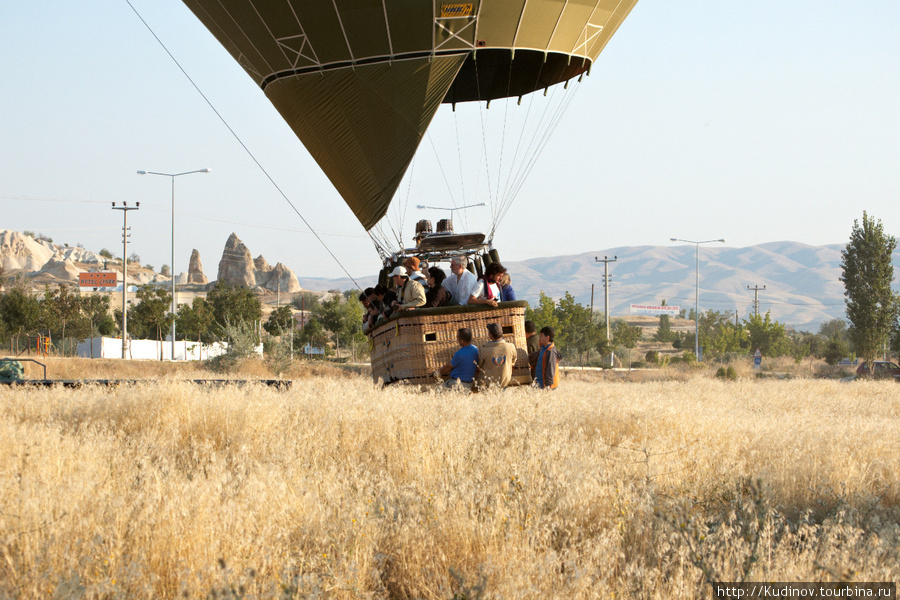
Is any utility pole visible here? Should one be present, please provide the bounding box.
[112,202,139,359]
[590,284,595,318]
[595,256,617,367]
[747,285,766,316]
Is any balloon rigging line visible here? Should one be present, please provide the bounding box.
[490,57,517,229]
[488,54,556,243]
[488,84,573,242]
[397,153,417,248]
[426,131,461,216]
[124,0,364,291]
[453,106,468,231]
[472,60,493,235]
[492,82,578,238]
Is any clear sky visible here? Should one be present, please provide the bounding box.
[2,1,898,281]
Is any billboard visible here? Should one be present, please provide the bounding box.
[629,304,680,317]
[79,272,119,288]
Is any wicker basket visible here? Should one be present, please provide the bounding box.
[370,301,531,386]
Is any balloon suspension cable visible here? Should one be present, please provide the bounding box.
[427,131,461,218]
[453,109,468,226]
[473,60,495,235]
[125,0,364,291]
[366,230,391,262]
[488,57,517,233]
[488,73,581,244]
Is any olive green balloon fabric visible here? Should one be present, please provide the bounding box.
[182,0,638,230]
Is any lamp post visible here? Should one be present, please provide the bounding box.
[138,168,210,360]
[416,203,486,217]
[112,202,140,360]
[670,237,726,360]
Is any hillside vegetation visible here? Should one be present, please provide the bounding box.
[1,375,897,598]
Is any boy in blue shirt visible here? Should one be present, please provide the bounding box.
[435,328,479,392]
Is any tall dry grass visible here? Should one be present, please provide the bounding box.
[0,375,897,598]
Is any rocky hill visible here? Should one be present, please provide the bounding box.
[0,230,163,287]
[0,230,306,296]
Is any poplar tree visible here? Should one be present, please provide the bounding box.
[840,212,897,371]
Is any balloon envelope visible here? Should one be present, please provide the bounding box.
[182,0,639,230]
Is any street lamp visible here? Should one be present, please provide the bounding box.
[416,203,486,216]
[670,237,726,360]
[138,168,210,360]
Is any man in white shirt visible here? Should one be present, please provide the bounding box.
[441,256,478,305]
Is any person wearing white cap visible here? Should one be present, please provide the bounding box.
[389,265,426,311]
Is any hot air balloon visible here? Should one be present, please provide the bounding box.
[182,0,638,384]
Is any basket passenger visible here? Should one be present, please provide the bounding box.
[470,262,507,307]
[498,271,517,301]
[423,266,451,308]
[403,256,429,289]
[389,266,426,312]
[441,256,479,306]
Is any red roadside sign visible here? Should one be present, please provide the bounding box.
[79,272,118,287]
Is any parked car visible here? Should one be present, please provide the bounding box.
[855,361,900,380]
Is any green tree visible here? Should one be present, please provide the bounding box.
[554,292,599,363]
[129,285,174,344]
[81,294,117,337]
[671,330,691,350]
[595,335,613,361]
[0,284,41,352]
[653,300,677,343]
[745,311,790,357]
[612,319,643,368]
[840,212,898,372]
[206,284,263,340]
[160,264,171,277]
[314,293,366,356]
[264,305,295,335]
[296,318,328,355]
[697,310,738,359]
[291,292,320,312]
[99,248,113,259]
[818,319,849,344]
[524,292,559,333]
[705,320,749,358]
[822,339,848,367]
[44,284,82,352]
[176,297,215,343]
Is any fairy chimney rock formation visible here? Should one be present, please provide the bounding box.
[253,255,271,272]
[265,262,302,294]
[216,233,255,287]
[187,249,208,284]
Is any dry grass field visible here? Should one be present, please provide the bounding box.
[1,367,898,598]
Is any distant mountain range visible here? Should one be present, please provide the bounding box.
[5,229,896,330]
[298,241,900,329]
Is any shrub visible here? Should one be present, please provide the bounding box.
[205,319,259,373]
[263,332,294,377]
[717,366,739,380]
